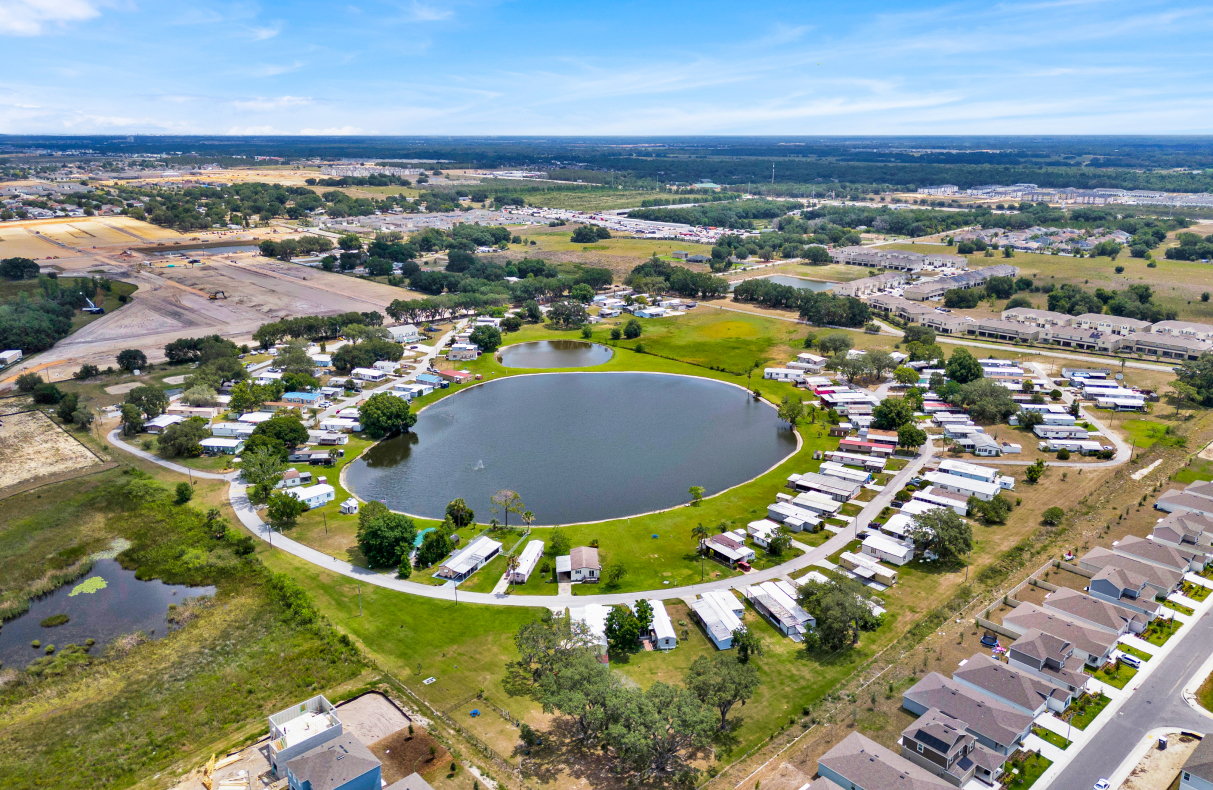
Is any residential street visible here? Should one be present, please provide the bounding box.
[1042,607,1213,789]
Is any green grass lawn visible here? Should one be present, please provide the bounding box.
[458,553,507,593]
[1119,644,1153,662]
[1031,725,1071,750]
[1175,460,1213,484]
[1143,616,1183,646]
[264,547,900,765]
[1182,581,1212,602]
[1004,750,1052,789]
[1088,660,1137,689]
[1120,419,1186,451]
[1162,598,1195,615]
[1066,692,1112,730]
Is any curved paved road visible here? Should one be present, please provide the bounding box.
[107,429,238,481]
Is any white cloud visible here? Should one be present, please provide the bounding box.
[230,95,313,111]
[248,61,307,77]
[248,22,283,41]
[226,125,290,135]
[408,1,452,21]
[0,0,101,36]
[299,126,364,135]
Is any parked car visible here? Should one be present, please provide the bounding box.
[1119,654,1141,669]
[1094,780,1110,790]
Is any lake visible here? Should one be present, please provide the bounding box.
[153,244,259,256]
[498,340,614,369]
[0,559,216,672]
[347,372,798,525]
[730,275,835,292]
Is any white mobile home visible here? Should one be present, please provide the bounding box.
[862,533,915,566]
[319,417,362,432]
[0,349,23,366]
[286,483,335,509]
[763,367,804,383]
[436,535,503,581]
[571,604,610,651]
[817,461,872,485]
[199,437,244,455]
[647,600,678,650]
[144,414,185,434]
[387,324,420,343]
[766,501,822,532]
[211,421,255,439]
[351,367,387,382]
[690,591,744,650]
[746,519,780,547]
[509,540,545,584]
[372,360,400,374]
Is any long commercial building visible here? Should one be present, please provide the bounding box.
[902,265,1020,301]
[829,246,967,272]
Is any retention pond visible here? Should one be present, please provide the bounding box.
[498,340,614,368]
[0,558,216,672]
[347,372,798,525]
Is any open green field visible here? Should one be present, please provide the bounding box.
[519,226,712,260]
[885,242,1213,323]
[1121,419,1185,451]
[1174,459,1213,484]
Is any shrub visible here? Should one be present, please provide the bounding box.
[1057,448,1071,460]
[1041,506,1065,526]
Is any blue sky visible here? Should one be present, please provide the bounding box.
[1,0,1212,135]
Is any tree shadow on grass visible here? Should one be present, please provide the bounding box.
[501,661,542,700]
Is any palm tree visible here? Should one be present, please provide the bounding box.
[522,511,534,531]
[506,553,520,593]
[692,523,710,556]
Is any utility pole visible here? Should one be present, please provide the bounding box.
[357,583,362,616]
[771,162,775,184]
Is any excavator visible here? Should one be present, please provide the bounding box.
[208,291,228,300]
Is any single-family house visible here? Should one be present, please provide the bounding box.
[436,535,503,581]
[999,603,1118,668]
[634,306,667,318]
[1113,534,1202,573]
[900,708,1008,788]
[1005,629,1091,694]
[268,695,344,776]
[556,546,601,582]
[211,421,255,439]
[1080,546,1184,598]
[1041,587,1150,634]
[902,673,1034,756]
[284,733,381,790]
[1179,736,1213,790]
[1152,512,1213,552]
[1157,481,1213,519]
[287,483,336,510]
[952,653,1073,716]
[276,468,314,489]
[816,732,954,790]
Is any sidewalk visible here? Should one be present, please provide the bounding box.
[1035,574,1213,789]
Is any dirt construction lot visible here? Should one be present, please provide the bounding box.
[0,410,101,489]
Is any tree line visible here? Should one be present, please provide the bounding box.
[731,279,871,327]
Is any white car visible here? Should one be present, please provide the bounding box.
[1094,780,1110,790]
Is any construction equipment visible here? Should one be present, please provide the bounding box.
[209,291,228,300]
[201,752,245,790]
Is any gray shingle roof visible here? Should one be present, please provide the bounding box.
[953,653,1066,711]
[1183,736,1213,783]
[1042,587,1145,633]
[1080,546,1183,592]
[902,673,1033,750]
[285,734,380,790]
[1114,535,1195,572]
[1001,602,1118,660]
[817,731,952,790]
